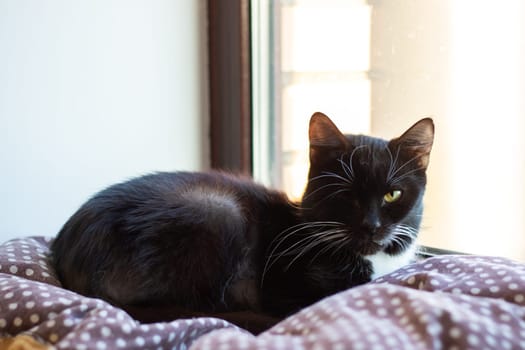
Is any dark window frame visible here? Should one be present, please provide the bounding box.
[207,0,252,174]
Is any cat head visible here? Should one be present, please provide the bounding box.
[301,112,434,257]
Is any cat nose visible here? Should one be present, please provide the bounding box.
[361,216,381,235]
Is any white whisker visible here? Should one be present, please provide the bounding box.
[337,156,354,182]
[302,182,348,201]
[387,152,427,184]
[309,172,352,185]
[260,221,345,286]
[283,230,348,271]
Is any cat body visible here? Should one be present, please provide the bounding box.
[51,112,434,332]
[52,171,297,313]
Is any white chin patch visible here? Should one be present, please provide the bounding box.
[365,243,417,280]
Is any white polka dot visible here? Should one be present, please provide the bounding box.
[355,299,366,307]
[101,327,112,337]
[116,339,126,348]
[4,292,14,299]
[407,276,416,285]
[80,332,91,341]
[58,297,72,305]
[427,323,442,335]
[470,288,481,295]
[135,337,145,346]
[514,294,524,303]
[96,341,107,350]
[485,334,497,346]
[394,307,405,316]
[449,327,461,339]
[8,303,18,310]
[451,288,462,295]
[121,323,132,334]
[9,266,18,274]
[46,319,56,328]
[13,317,23,327]
[30,314,40,324]
[490,286,500,293]
[467,334,480,346]
[469,322,481,332]
[377,308,388,317]
[152,335,161,344]
[418,313,431,324]
[508,283,518,290]
[502,340,512,350]
[390,297,402,306]
[22,290,33,297]
[0,319,6,328]
[372,298,383,305]
[400,316,410,325]
[25,269,34,276]
[480,307,492,316]
[49,333,59,343]
[500,313,512,323]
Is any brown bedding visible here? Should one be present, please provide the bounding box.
[1,236,524,349]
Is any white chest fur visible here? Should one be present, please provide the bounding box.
[365,243,417,280]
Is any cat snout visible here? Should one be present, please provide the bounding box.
[360,216,381,236]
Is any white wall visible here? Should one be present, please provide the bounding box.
[0,0,209,242]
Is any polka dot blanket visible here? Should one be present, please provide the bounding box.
[1,237,524,350]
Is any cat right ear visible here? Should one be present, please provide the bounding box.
[309,112,347,163]
[392,117,435,170]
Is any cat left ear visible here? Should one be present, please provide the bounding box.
[392,118,435,169]
[309,112,348,163]
[309,112,347,148]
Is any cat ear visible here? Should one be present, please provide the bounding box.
[392,118,434,169]
[309,112,348,163]
[309,112,347,148]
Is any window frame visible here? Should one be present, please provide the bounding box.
[207,0,252,174]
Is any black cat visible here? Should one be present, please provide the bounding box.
[51,112,434,333]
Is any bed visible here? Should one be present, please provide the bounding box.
[1,236,524,349]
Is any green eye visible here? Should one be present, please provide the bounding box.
[384,190,402,203]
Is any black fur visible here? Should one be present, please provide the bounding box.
[51,112,434,333]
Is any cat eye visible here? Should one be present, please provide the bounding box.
[384,190,402,203]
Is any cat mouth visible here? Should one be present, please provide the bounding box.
[352,238,385,256]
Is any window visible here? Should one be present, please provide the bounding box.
[252,0,525,261]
